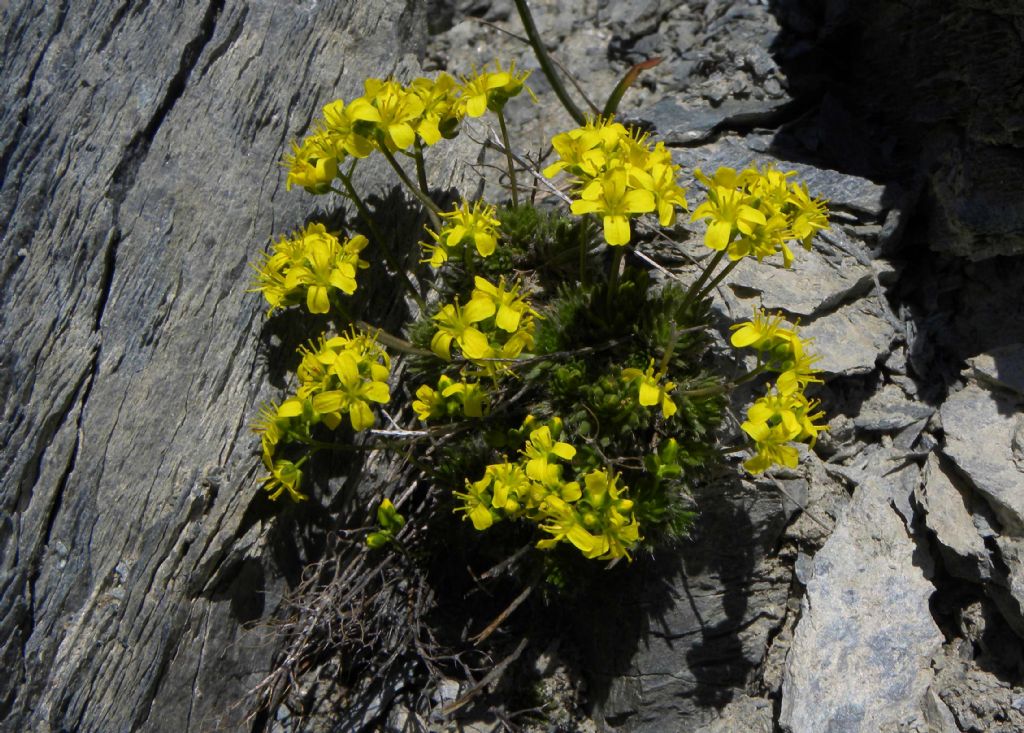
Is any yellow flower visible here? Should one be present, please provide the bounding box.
[730,308,790,350]
[741,388,827,473]
[282,132,338,194]
[311,351,391,431]
[521,425,576,484]
[321,99,375,158]
[454,473,499,530]
[437,199,502,259]
[787,182,829,245]
[441,379,489,418]
[648,160,688,227]
[469,276,536,333]
[621,360,678,419]
[347,78,425,151]
[412,375,453,421]
[458,60,533,117]
[261,459,306,502]
[409,73,462,145]
[690,185,767,252]
[431,299,493,361]
[571,168,655,245]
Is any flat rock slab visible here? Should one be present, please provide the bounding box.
[799,301,896,377]
[854,383,936,433]
[940,381,1024,535]
[917,453,993,583]
[780,486,943,733]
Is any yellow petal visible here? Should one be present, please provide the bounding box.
[349,400,375,431]
[312,391,344,414]
[706,220,732,251]
[459,328,491,360]
[603,215,631,246]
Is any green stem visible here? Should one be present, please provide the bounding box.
[607,245,625,312]
[683,249,726,307]
[413,139,430,198]
[696,259,739,302]
[379,145,442,230]
[679,383,728,398]
[657,324,679,374]
[731,363,771,386]
[578,216,589,286]
[334,173,428,313]
[512,0,586,125]
[355,320,437,358]
[496,110,518,207]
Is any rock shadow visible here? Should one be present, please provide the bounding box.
[571,472,788,729]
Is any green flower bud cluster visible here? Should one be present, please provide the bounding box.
[367,499,406,549]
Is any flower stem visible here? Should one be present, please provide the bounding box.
[334,173,428,313]
[683,249,725,308]
[657,323,679,374]
[607,245,625,312]
[512,0,586,125]
[413,139,430,197]
[355,320,436,357]
[578,216,590,286]
[496,110,518,207]
[695,259,739,302]
[379,145,442,230]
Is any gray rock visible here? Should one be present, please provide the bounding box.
[0,2,436,730]
[991,536,1024,639]
[725,240,875,319]
[940,382,1024,535]
[916,453,993,583]
[800,301,897,377]
[695,694,774,733]
[642,94,792,145]
[931,643,1024,732]
[854,383,935,433]
[779,486,943,733]
[969,343,1024,397]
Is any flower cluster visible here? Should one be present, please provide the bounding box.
[741,389,827,473]
[252,329,392,500]
[454,420,641,560]
[412,375,490,420]
[421,199,501,268]
[251,223,369,315]
[730,309,826,472]
[283,64,532,194]
[252,399,315,501]
[431,276,539,373]
[296,329,392,431]
[543,117,688,246]
[691,166,829,266]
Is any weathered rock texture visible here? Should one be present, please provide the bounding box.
[0,2,430,731]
